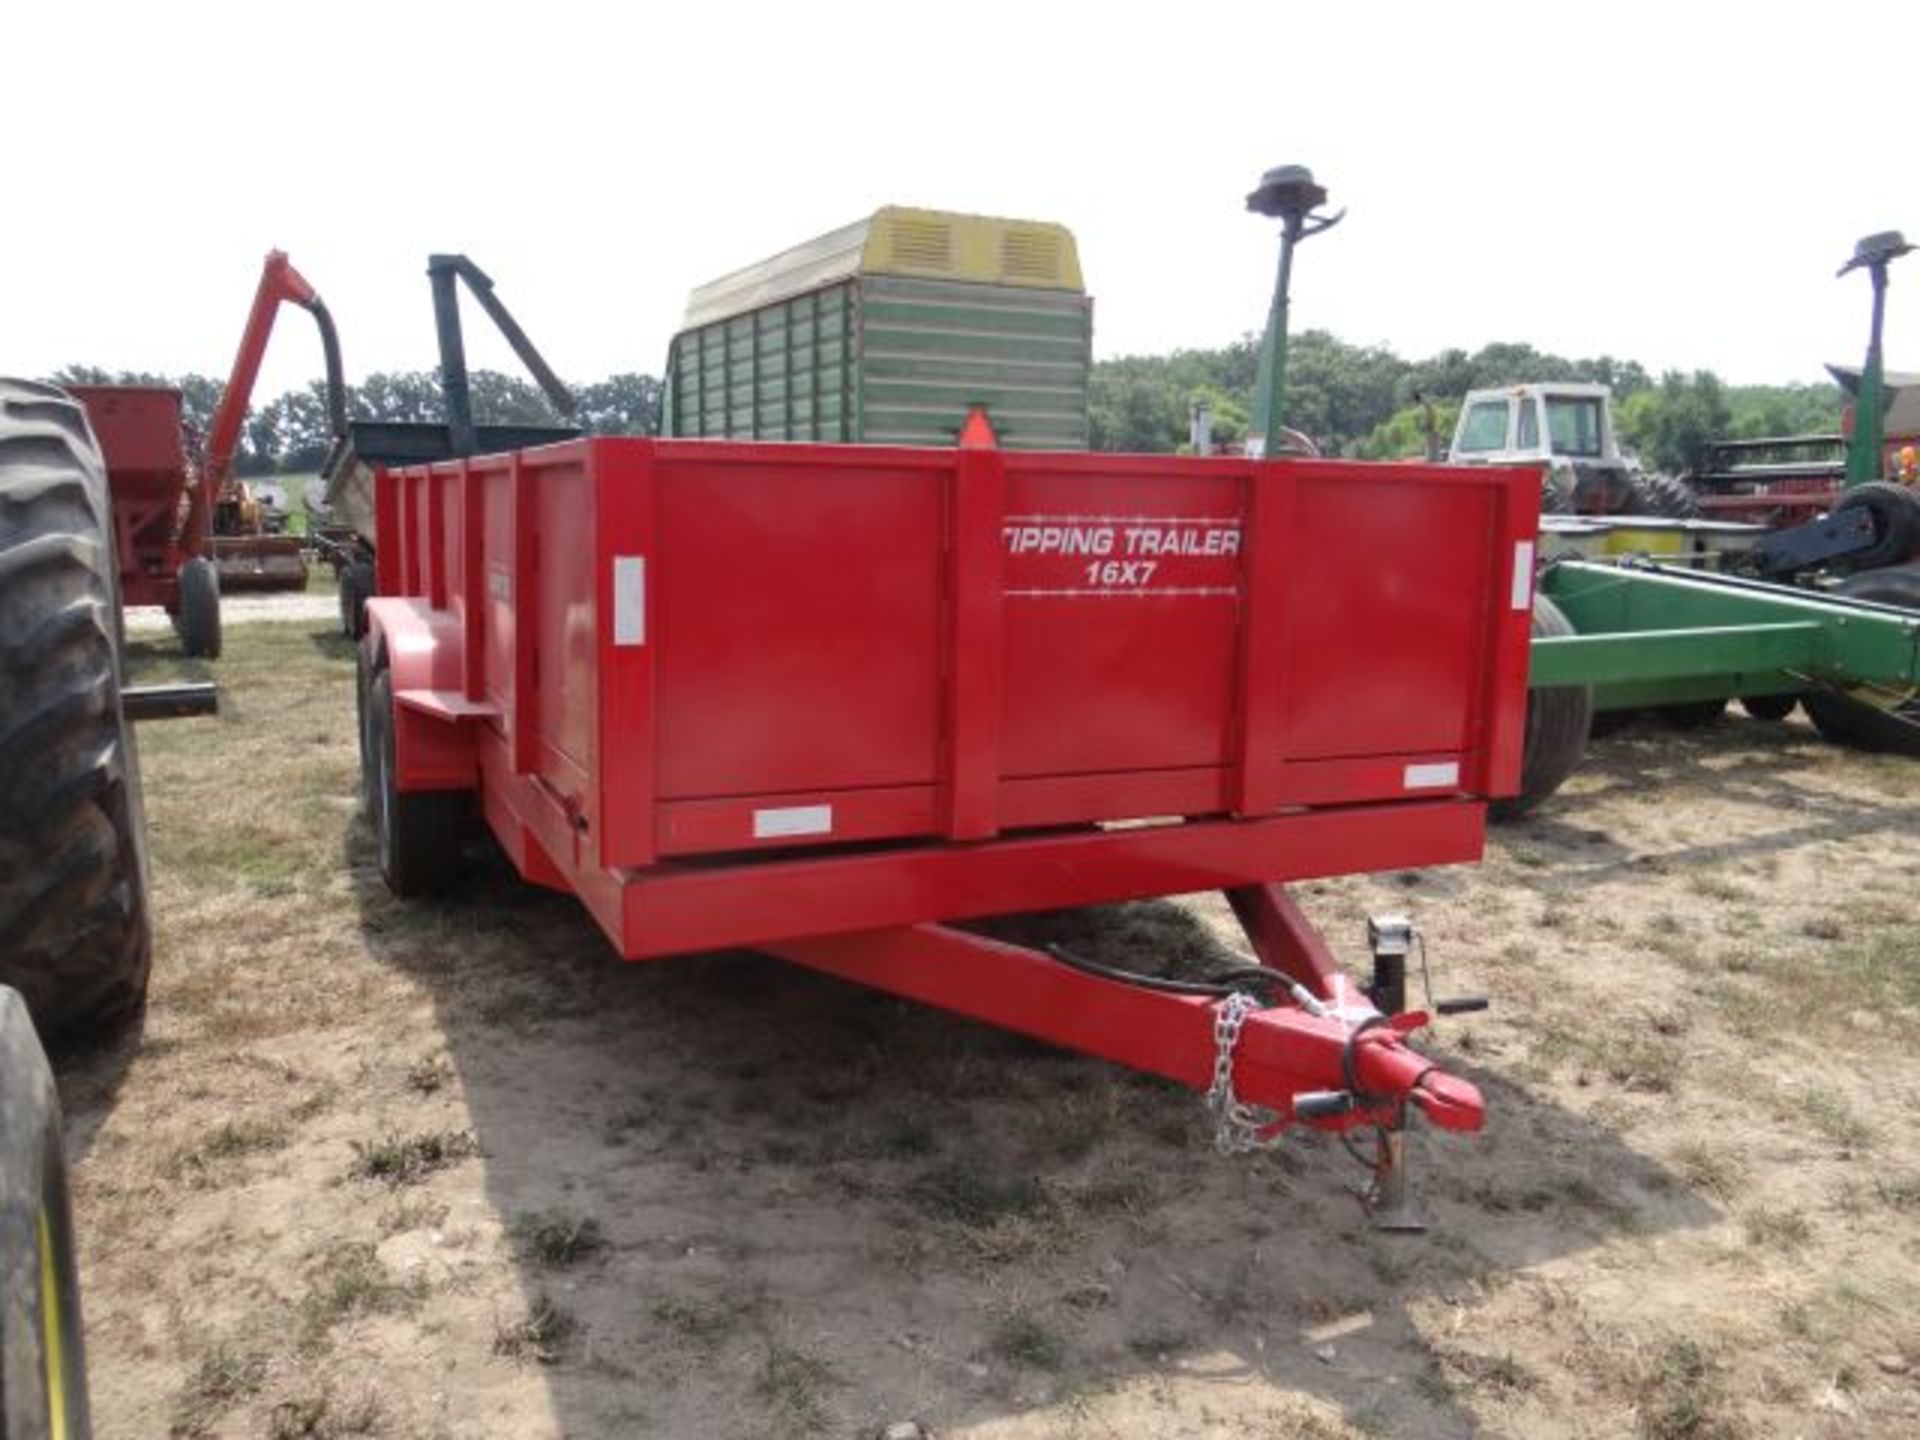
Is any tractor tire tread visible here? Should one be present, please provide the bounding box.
[0,379,152,1042]
[1626,471,1702,520]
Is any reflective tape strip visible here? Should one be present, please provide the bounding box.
[753,804,833,839]
[1512,541,1536,610]
[613,556,646,646]
[1404,761,1460,790]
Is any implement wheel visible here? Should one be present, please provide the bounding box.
[175,555,221,659]
[1803,564,1920,757]
[365,666,464,897]
[1740,694,1798,722]
[1832,482,1920,571]
[1493,593,1594,819]
[0,380,152,1041]
[339,559,372,640]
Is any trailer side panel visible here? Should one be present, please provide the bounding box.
[370,440,1539,958]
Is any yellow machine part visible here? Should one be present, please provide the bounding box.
[1602,525,1688,556]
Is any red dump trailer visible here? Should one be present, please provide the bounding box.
[359,420,1539,1221]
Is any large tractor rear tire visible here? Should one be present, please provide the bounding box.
[365,667,464,897]
[1625,471,1701,520]
[0,380,152,1042]
[1493,593,1594,819]
[175,555,221,659]
[1803,564,1920,757]
[1540,465,1578,516]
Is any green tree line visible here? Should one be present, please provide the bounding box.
[48,366,660,475]
[55,330,1839,477]
[1088,332,1842,473]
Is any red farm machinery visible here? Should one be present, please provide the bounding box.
[65,250,345,657]
[358,411,1535,1221]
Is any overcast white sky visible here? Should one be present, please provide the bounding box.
[4,2,1916,404]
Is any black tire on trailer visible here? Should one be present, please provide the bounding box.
[366,667,464,897]
[1625,470,1701,520]
[0,378,152,1042]
[1492,593,1594,820]
[339,558,373,640]
[1803,564,1920,757]
[175,554,221,659]
[355,633,383,820]
[1831,482,1920,571]
[1739,693,1799,722]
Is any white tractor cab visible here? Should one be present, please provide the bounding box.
[1449,382,1698,519]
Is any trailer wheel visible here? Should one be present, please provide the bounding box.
[355,631,393,823]
[1625,471,1701,520]
[175,555,222,659]
[1492,593,1593,819]
[366,667,463,897]
[0,378,153,1041]
[1831,482,1920,571]
[1803,564,1920,756]
[339,559,373,639]
[1739,694,1798,722]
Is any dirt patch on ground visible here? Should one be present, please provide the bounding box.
[57,623,1920,1437]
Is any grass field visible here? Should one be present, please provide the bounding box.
[52,620,1920,1437]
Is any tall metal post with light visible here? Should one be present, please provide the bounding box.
[1248,165,1343,457]
[1840,231,1914,489]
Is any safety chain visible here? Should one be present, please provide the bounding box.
[1206,992,1287,1154]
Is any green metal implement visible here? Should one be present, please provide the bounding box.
[1532,560,1920,711]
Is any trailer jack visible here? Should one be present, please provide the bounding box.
[1367,1119,1426,1232]
[767,884,1483,1231]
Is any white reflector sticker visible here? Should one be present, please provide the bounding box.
[1511,541,1536,610]
[753,804,833,839]
[1404,762,1461,790]
[613,556,646,646]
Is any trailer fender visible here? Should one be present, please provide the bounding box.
[363,597,479,791]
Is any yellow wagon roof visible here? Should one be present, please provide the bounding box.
[681,206,1084,329]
